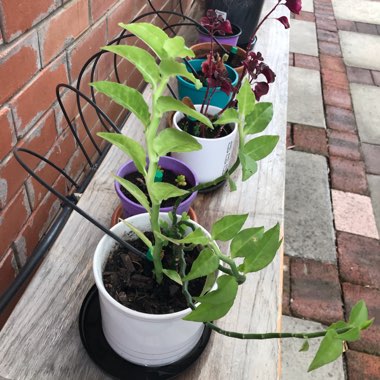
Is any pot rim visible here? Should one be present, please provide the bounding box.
[197,23,242,38]
[93,212,211,320]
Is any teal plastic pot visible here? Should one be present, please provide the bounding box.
[176,59,238,108]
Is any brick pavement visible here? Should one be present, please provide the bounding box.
[284,0,380,378]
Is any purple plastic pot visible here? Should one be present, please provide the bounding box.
[115,156,198,218]
[197,23,242,46]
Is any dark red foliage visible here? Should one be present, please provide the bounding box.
[200,9,233,36]
[285,0,302,14]
[277,16,290,29]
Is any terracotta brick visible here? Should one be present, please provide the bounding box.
[286,123,293,148]
[68,20,107,83]
[0,107,16,161]
[316,18,338,32]
[0,187,31,255]
[294,11,315,22]
[0,31,40,104]
[336,19,357,32]
[317,29,339,44]
[362,143,380,175]
[371,71,380,87]
[328,130,361,160]
[346,351,380,380]
[320,54,346,73]
[337,232,380,289]
[282,255,291,315]
[356,22,378,36]
[322,69,349,89]
[293,124,328,155]
[0,248,18,293]
[343,283,380,355]
[347,66,374,85]
[90,0,118,22]
[38,0,89,65]
[318,41,342,56]
[54,86,79,133]
[294,54,320,70]
[323,85,352,109]
[11,54,68,137]
[330,157,368,194]
[326,106,357,132]
[290,258,344,325]
[0,0,58,42]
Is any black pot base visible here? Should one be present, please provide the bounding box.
[198,179,226,194]
[79,285,212,380]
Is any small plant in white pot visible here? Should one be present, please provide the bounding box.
[90,22,372,374]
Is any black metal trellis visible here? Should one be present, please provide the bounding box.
[0,2,231,313]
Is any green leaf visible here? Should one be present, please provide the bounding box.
[361,318,374,330]
[227,173,237,192]
[153,128,201,157]
[299,340,310,352]
[308,330,343,372]
[163,36,195,58]
[175,228,210,245]
[183,248,219,281]
[91,81,150,127]
[102,45,160,86]
[239,223,281,273]
[242,135,279,162]
[348,300,368,328]
[337,327,360,342]
[150,182,188,204]
[328,320,348,331]
[121,219,152,248]
[120,22,169,59]
[211,214,248,241]
[157,96,213,129]
[200,271,218,296]
[236,78,255,119]
[213,108,239,125]
[159,59,202,88]
[244,103,273,135]
[98,132,146,175]
[230,227,264,258]
[162,269,182,285]
[113,176,150,212]
[238,150,258,181]
[183,275,238,322]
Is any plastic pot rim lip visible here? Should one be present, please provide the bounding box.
[93,212,212,320]
[114,156,199,209]
[197,23,242,38]
[172,105,238,142]
[176,59,239,88]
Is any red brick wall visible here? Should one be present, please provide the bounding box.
[0,0,192,326]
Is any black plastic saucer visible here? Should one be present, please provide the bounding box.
[198,179,226,194]
[79,285,211,380]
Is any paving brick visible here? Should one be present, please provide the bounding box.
[293,124,328,155]
[290,258,343,325]
[343,283,380,355]
[320,54,346,73]
[322,69,349,89]
[332,190,379,239]
[318,41,342,56]
[330,156,368,194]
[0,31,40,104]
[346,351,380,380]
[337,232,380,289]
[294,53,320,70]
[317,29,339,43]
[372,71,380,86]
[325,106,357,132]
[323,85,352,109]
[347,66,374,85]
[336,19,357,32]
[0,107,16,162]
[328,130,361,160]
[316,18,338,32]
[10,54,68,137]
[286,123,293,148]
[362,143,380,175]
[90,0,117,22]
[356,22,379,36]
[282,255,291,316]
[294,11,315,22]
[0,187,31,256]
[0,0,58,42]
[38,0,89,65]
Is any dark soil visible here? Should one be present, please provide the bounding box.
[102,232,206,314]
[225,54,243,68]
[178,115,233,139]
[121,169,192,208]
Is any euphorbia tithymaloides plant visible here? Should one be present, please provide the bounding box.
[92,23,372,373]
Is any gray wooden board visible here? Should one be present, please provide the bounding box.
[0,1,289,378]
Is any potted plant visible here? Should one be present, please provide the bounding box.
[89,21,372,375]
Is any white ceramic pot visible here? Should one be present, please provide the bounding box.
[93,213,210,366]
[171,105,238,184]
